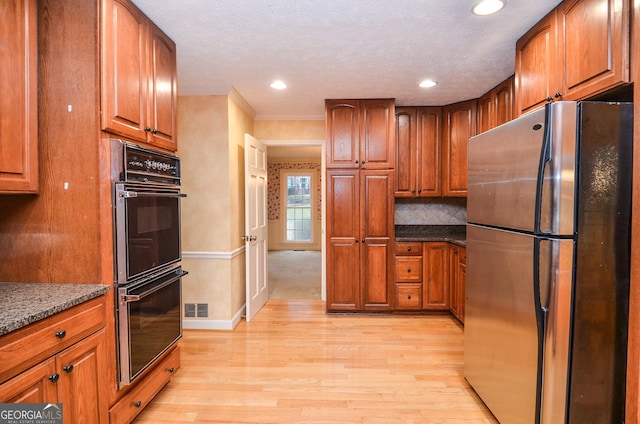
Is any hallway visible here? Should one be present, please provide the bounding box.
[134,300,496,423]
[268,250,321,300]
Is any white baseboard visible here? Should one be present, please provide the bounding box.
[182,304,246,331]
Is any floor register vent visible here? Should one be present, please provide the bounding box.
[184,303,209,318]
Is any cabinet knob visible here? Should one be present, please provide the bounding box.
[63,364,74,373]
[407,268,411,273]
[152,129,159,134]
[48,373,60,383]
[418,189,422,193]
[411,190,416,194]
[134,401,142,408]
[362,239,365,243]
[355,239,359,243]
[407,247,412,252]
[546,95,553,102]
[355,160,359,164]
[407,294,412,300]
[554,92,562,98]
[144,127,152,132]
[168,367,175,373]
[55,330,66,339]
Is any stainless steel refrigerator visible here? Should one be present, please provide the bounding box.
[464,101,632,424]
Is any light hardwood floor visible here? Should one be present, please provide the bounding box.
[134,300,497,423]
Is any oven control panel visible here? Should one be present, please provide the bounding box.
[119,142,180,185]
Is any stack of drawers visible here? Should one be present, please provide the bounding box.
[394,242,423,310]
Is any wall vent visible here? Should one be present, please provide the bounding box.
[185,303,209,318]
[196,303,208,317]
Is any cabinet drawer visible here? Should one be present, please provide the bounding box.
[110,344,180,424]
[395,242,422,256]
[394,284,422,310]
[395,257,423,282]
[0,296,106,384]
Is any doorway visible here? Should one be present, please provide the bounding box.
[264,140,325,301]
[268,250,321,299]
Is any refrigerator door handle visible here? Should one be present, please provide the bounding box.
[535,129,552,235]
[538,238,574,424]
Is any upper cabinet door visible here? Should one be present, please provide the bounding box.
[326,99,395,169]
[359,99,395,169]
[515,10,558,116]
[558,0,629,100]
[394,108,417,197]
[326,100,359,168]
[147,22,178,151]
[493,77,514,128]
[0,0,38,193]
[101,0,149,142]
[442,100,476,197]
[415,107,441,197]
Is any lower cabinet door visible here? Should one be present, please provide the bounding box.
[0,358,57,403]
[423,242,450,310]
[56,329,109,424]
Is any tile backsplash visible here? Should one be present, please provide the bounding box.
[395,198,467,225]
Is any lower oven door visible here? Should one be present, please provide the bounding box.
[117,267,185,386]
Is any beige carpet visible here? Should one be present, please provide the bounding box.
[268,250,321,299]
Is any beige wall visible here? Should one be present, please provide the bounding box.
[178,94,254,328]
[254,119,324,140]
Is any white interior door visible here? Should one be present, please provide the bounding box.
[244,133,269,322]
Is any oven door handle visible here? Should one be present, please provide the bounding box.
[121,271,187,303]
[120,191,187,199]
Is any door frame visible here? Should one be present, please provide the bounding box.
[263,139,326,301]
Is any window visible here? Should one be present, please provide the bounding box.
[283,171,313,242]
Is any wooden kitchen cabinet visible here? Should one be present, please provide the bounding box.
[102,0,178,151]
[0,0,38,193]
[442,100,476,197]
[449,245,466,323]
[515,0,630,116]
[395,107,442,197]
[326,170,394,312]
[423,242,450,310]
[478,76,514,133]
[326,99,395,169]
[557,0,629,101]
[0,297,109,423]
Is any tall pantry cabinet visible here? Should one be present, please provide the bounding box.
[325,100,395,312]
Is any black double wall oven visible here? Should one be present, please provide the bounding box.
[111,140,187,387]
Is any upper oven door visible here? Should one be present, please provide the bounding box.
[115,182,184,284]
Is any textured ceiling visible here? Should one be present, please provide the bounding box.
[132,0,563,120]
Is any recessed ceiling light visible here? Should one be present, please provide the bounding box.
[270,80,287,89]
[418,79,437,88]
[472,0,505,16]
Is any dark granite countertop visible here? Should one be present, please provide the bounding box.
[0,283,110,336]
[395,225,466,247]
